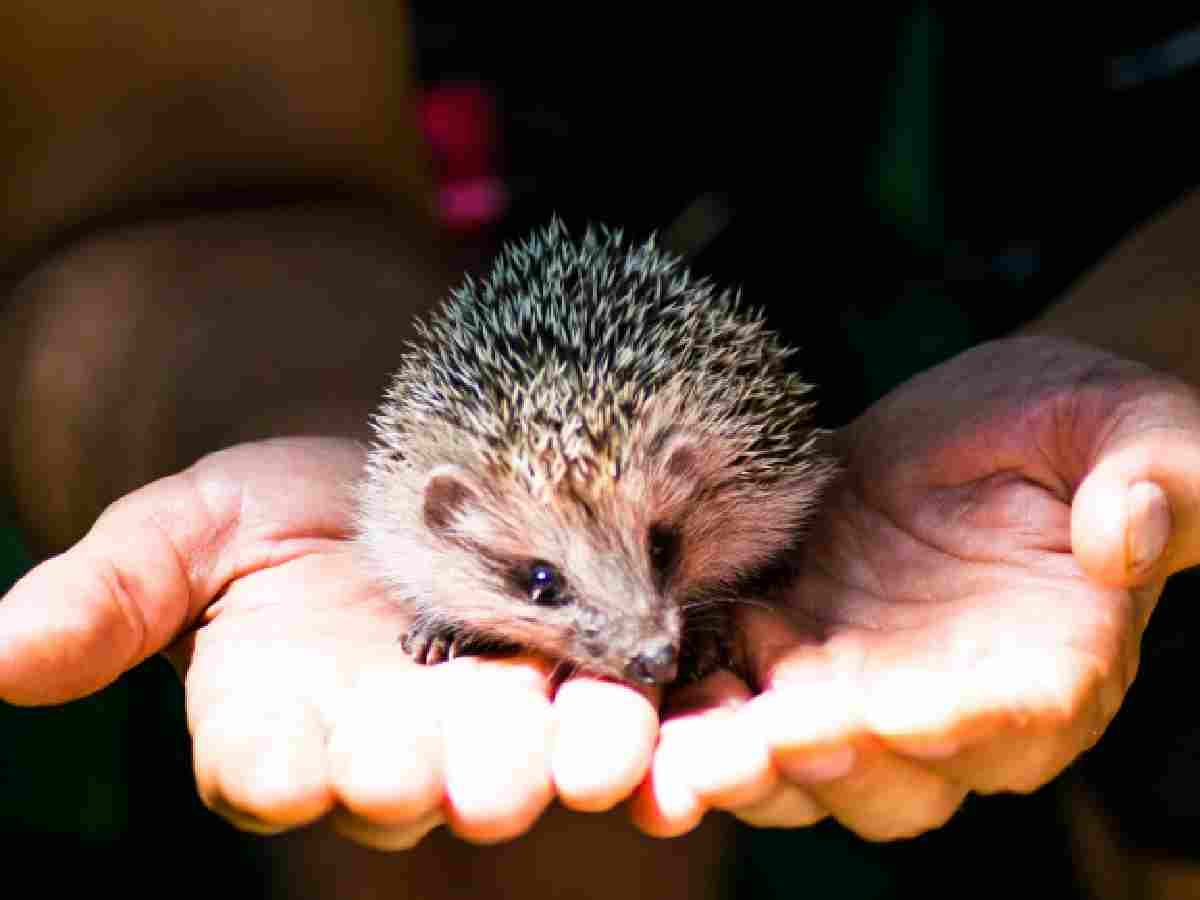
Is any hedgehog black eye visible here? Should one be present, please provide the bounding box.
[647,523,681,578]
[527,561,567,606]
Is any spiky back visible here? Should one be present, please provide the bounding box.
[373,218,820,491]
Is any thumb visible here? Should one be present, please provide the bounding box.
[1071,428,1200,588]
[0,437,362,706]
[0,470,235,705]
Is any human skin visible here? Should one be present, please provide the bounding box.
[4,193,1200,861]
[6,5,1200,893]
[628,189,1200,840]
[3,1,721,894]
[0,210,731,898]
[632,333,1196,839]
[0,11,742,885]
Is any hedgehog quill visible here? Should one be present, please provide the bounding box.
[357,219,834,687]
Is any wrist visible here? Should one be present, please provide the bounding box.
[1020,302,1198,386]
[1019,190,1200,387]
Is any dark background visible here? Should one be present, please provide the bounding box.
[3,3,1200,896]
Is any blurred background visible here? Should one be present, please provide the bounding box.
[4,2,1200,896]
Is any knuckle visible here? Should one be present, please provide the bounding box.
[198,788,291,835]
[729,782,824,827]
[1004,745,1073,795]
[92,555,151,665]
[852,792,964,843]
[331,808,445,850]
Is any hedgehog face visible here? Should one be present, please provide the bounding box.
[412,461,688,684]
[357,414,828,685]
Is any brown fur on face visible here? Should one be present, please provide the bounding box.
[356,221,835,684]
[357,388,831,683]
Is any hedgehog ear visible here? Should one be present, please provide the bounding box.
[655,428,704,481]
[653,427,743,493]
[422,465,482,534]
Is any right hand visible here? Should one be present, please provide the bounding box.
[0,436,660,848]
[632,336,1200,841]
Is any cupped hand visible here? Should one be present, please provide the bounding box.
[0,437,659,848]
[632,335,1200,840]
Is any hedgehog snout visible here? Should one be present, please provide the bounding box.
[571,597,681,685]
[626,639,678,685]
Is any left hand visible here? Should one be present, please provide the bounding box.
[0,437,659,849]
[631,336,1200,840]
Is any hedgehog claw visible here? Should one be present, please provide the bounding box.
[429,635,451,664]
[403,628,433,664]
[401,623,468,667]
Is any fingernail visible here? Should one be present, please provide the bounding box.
[1126,481,1170,575]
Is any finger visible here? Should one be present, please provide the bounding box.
[627,726,708,838]
[0,481,214,704]
[746,622,967,841]
[729,782,827,828]
[627,670,761,837]
[327,662,445,829]
[660,671,779,811]
[801,741,966,841]
[897,640,1134,795]
[738,604,872,778]
[750,687,963,841]
[741,607,864,752]
[183,548,433,841]
[0,437,363,705]
[193,692,336,833]
[329,808,445,851]
[551,677,659,812]
[754,668,966,840]
[928,721,1095,796]
[438,656,556,844]
[843,577,1138,799]
[1072,422,1200,587]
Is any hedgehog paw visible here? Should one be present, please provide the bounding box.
[400,622,466,666]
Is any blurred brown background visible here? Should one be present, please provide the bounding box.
[4,3,1200,897]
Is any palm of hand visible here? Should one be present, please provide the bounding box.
[179,530,433,836]
[0,436,659,848]
[637,338,1178,840]
[5,337,1196,847]
[782,403,1140,789]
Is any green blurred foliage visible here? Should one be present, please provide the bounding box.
[870,5,943,252]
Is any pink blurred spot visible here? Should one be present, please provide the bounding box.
[420,82,507,231]
[421,83,498,180]
[438,177,509,232]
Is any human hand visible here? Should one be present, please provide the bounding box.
[0,437,660,848]
[632,336,1200,840]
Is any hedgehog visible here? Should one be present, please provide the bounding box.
[356,219,834,687]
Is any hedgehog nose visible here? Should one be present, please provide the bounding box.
[627,641,678,685]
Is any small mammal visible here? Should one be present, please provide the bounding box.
[357,219,833,686]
